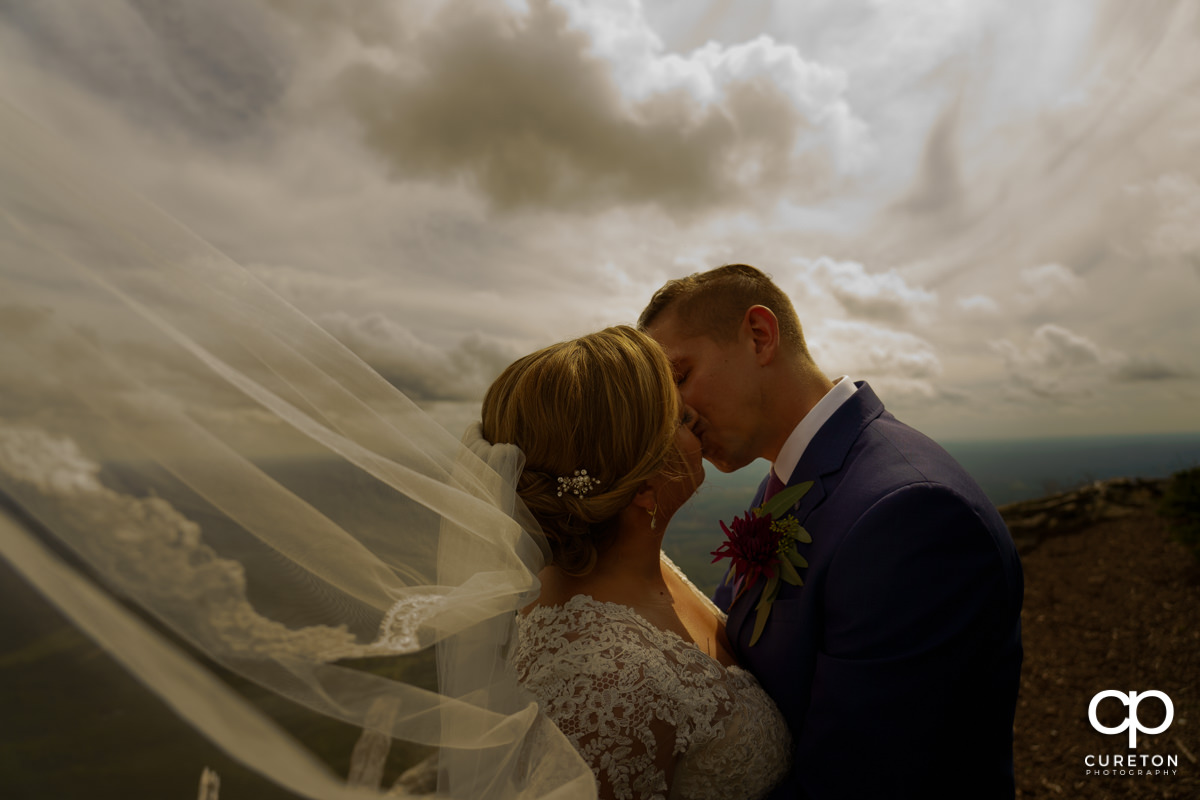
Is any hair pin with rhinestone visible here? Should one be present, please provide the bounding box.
[557,469,600,498]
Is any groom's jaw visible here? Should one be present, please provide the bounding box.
[700,442,737,474]
[704,455,738,474]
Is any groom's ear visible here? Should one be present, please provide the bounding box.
[743,305,780,365]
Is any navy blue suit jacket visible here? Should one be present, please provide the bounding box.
[714,383,1023,799]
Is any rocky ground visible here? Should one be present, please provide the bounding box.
[1003,479,1200,799]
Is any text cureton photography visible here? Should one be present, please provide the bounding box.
[1084,754,1179,778]
[1084,689,1183,780]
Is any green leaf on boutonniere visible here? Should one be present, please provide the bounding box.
[786,548,809,569]
[778,553,804,586]
[757,481,813,520]
[794,524,812,544]
[750,574,781,646]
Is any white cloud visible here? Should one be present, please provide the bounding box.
[996,323,1103,370]
[809,318,943,400]
[1015,263,1086,313]
[1145,172,1200,259]
[791,256,937,324]
[956,294,1001,315]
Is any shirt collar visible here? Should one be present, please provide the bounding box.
[772,376,857,483]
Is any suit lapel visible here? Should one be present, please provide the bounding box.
[725,382,886,650]
[787,381,883,487]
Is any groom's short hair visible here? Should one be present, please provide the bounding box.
[638,264,809,357]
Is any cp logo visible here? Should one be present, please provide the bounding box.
[1088,690,1174,748]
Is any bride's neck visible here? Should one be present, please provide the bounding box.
[539,510,668,607]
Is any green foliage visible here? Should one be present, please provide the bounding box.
[1160,466,1200,560]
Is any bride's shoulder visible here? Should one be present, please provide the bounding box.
[518,595,676,661]
[516,595,725,687]
[520,594,644,638]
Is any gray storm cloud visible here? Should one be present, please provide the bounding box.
[991,325,1106,400]
[1113,356,1191,383]
[333,0,864,216]
[989,323,1187,399]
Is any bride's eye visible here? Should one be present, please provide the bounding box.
[680,409,694,426]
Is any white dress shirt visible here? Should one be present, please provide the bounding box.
[771,376,857,483]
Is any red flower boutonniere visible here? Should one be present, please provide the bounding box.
[711,481,813,645]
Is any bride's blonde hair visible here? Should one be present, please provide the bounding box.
[482,326,682,575]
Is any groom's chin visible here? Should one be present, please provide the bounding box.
[703,454,739,474]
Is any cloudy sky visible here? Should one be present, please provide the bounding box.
[1,0,1197,442]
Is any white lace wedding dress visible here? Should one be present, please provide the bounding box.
[513,564,791,800]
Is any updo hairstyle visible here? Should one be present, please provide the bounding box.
[481,326,683,575]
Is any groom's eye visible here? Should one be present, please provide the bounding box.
[675,370,689,387]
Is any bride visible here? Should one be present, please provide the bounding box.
[482,327,790,800]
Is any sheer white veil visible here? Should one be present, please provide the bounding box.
[0,96,595,799]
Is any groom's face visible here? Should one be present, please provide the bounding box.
[646,311,764,473]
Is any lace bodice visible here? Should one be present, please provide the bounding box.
[514,595,791,800]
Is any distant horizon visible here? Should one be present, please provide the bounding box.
[933,429,1200,446]
[419,398,1200,456]
[690,430,1200,511]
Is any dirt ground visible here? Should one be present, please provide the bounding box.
[1011,504,1200,798]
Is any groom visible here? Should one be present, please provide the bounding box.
[640,264,1023,799]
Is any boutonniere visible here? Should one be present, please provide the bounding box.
[711,481,813,645]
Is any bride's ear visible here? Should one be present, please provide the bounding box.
[630,482,657,514]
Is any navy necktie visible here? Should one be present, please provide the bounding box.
[763,469,786,502]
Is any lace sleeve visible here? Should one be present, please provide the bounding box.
[567,653,679,800]
[515,602,707,800]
